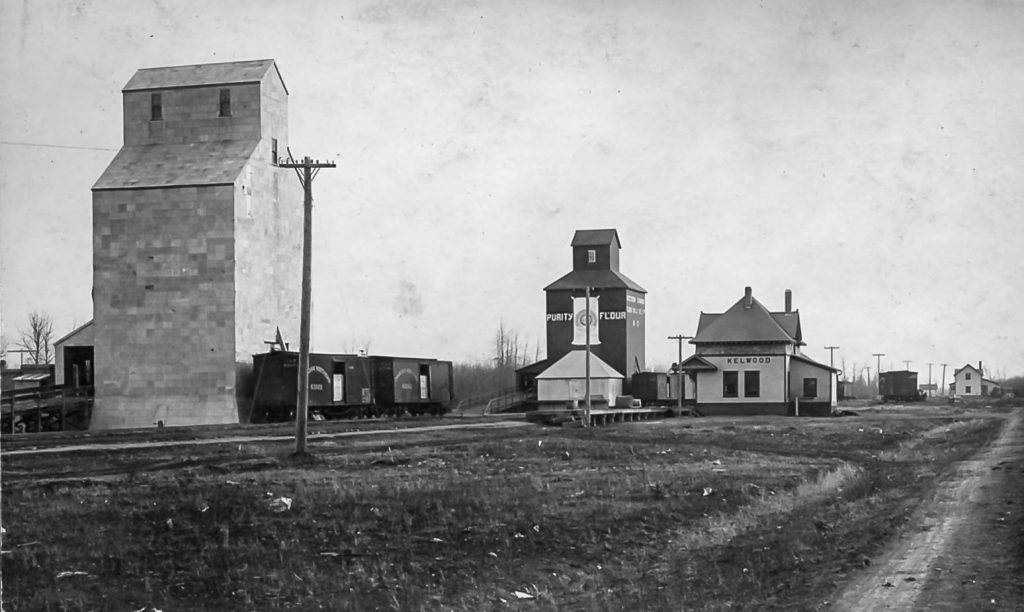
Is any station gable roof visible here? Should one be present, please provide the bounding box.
[692,289,802,345]
[679,354,717,372]
[790,353,841,373]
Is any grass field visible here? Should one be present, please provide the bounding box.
[1,401,1018,611]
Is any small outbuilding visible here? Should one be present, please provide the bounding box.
[535,349,623,407]
[53,320,94,388]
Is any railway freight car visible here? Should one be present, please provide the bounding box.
[249,351,454,422]
[877,370,924,402]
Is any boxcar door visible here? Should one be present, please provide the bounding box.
[419,364,430,400]
[332,359,345,403]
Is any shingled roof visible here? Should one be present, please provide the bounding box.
[536,350,623,379]
[544,269,646,293]
[571,229,621,248]
[92,140,258,190]
[123,59,286,93]
[691,287,803,345]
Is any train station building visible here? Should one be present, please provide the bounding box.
[90,59,301,428]
[679,287,838,416]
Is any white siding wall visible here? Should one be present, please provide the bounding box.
[694,355,787,403]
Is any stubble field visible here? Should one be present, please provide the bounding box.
[2,400,1021,611]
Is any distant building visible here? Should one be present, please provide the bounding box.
[53,320,94,388]
[2,363,55,391]
[90,59,302,428]
[950,362,1001,397]
[679,287,838,416]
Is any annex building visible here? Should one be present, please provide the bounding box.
[680,287,838,416]
[90,59,302,428]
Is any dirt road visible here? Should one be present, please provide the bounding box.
[831,409,1024,610]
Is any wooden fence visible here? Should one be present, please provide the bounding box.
[1,385,94,434]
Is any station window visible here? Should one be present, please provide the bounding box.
[587,249,596,264]
[803,378,817,398]
[722,371,738,398]
[966,372,972,380]
[219,88,231,117]
[151,93,162,121]
[965,385,972,394]
[743,371,760,398]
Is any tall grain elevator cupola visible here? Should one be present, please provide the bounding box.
[542,229,647,392]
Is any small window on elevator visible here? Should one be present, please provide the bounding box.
[271,138,278,164]
[219,88,231,117]
[587,249,596,264]
[151,93,162,121]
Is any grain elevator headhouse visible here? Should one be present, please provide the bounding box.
[542,229,646,392]
[91,60,302,429]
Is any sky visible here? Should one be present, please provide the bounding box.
[1,0,1023,382]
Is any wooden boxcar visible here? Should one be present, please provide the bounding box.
[878,370,923,402]
[250,351,454,422]
[630,371,679,406]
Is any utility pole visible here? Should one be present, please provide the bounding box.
[927,362,934,397]
[872,353,885,398]
[278,154,336,456]
[824,346,840,403]
[583,286,593,428]
[941,363,948,396]
[824,346,840,371]
[669,335,694,413]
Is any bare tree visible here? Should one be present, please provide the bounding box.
[17,311,55,365]
[495,320,533,369]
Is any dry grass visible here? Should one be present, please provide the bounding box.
[1,404,1014,611]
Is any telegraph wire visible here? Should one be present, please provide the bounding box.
[0,140,118,152]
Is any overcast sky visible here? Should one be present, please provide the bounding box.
[2,0,1022,381]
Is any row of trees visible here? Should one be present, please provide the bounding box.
[453,321,541,401]
[1,311,56,368]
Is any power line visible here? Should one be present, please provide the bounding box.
[0,140,118,152]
